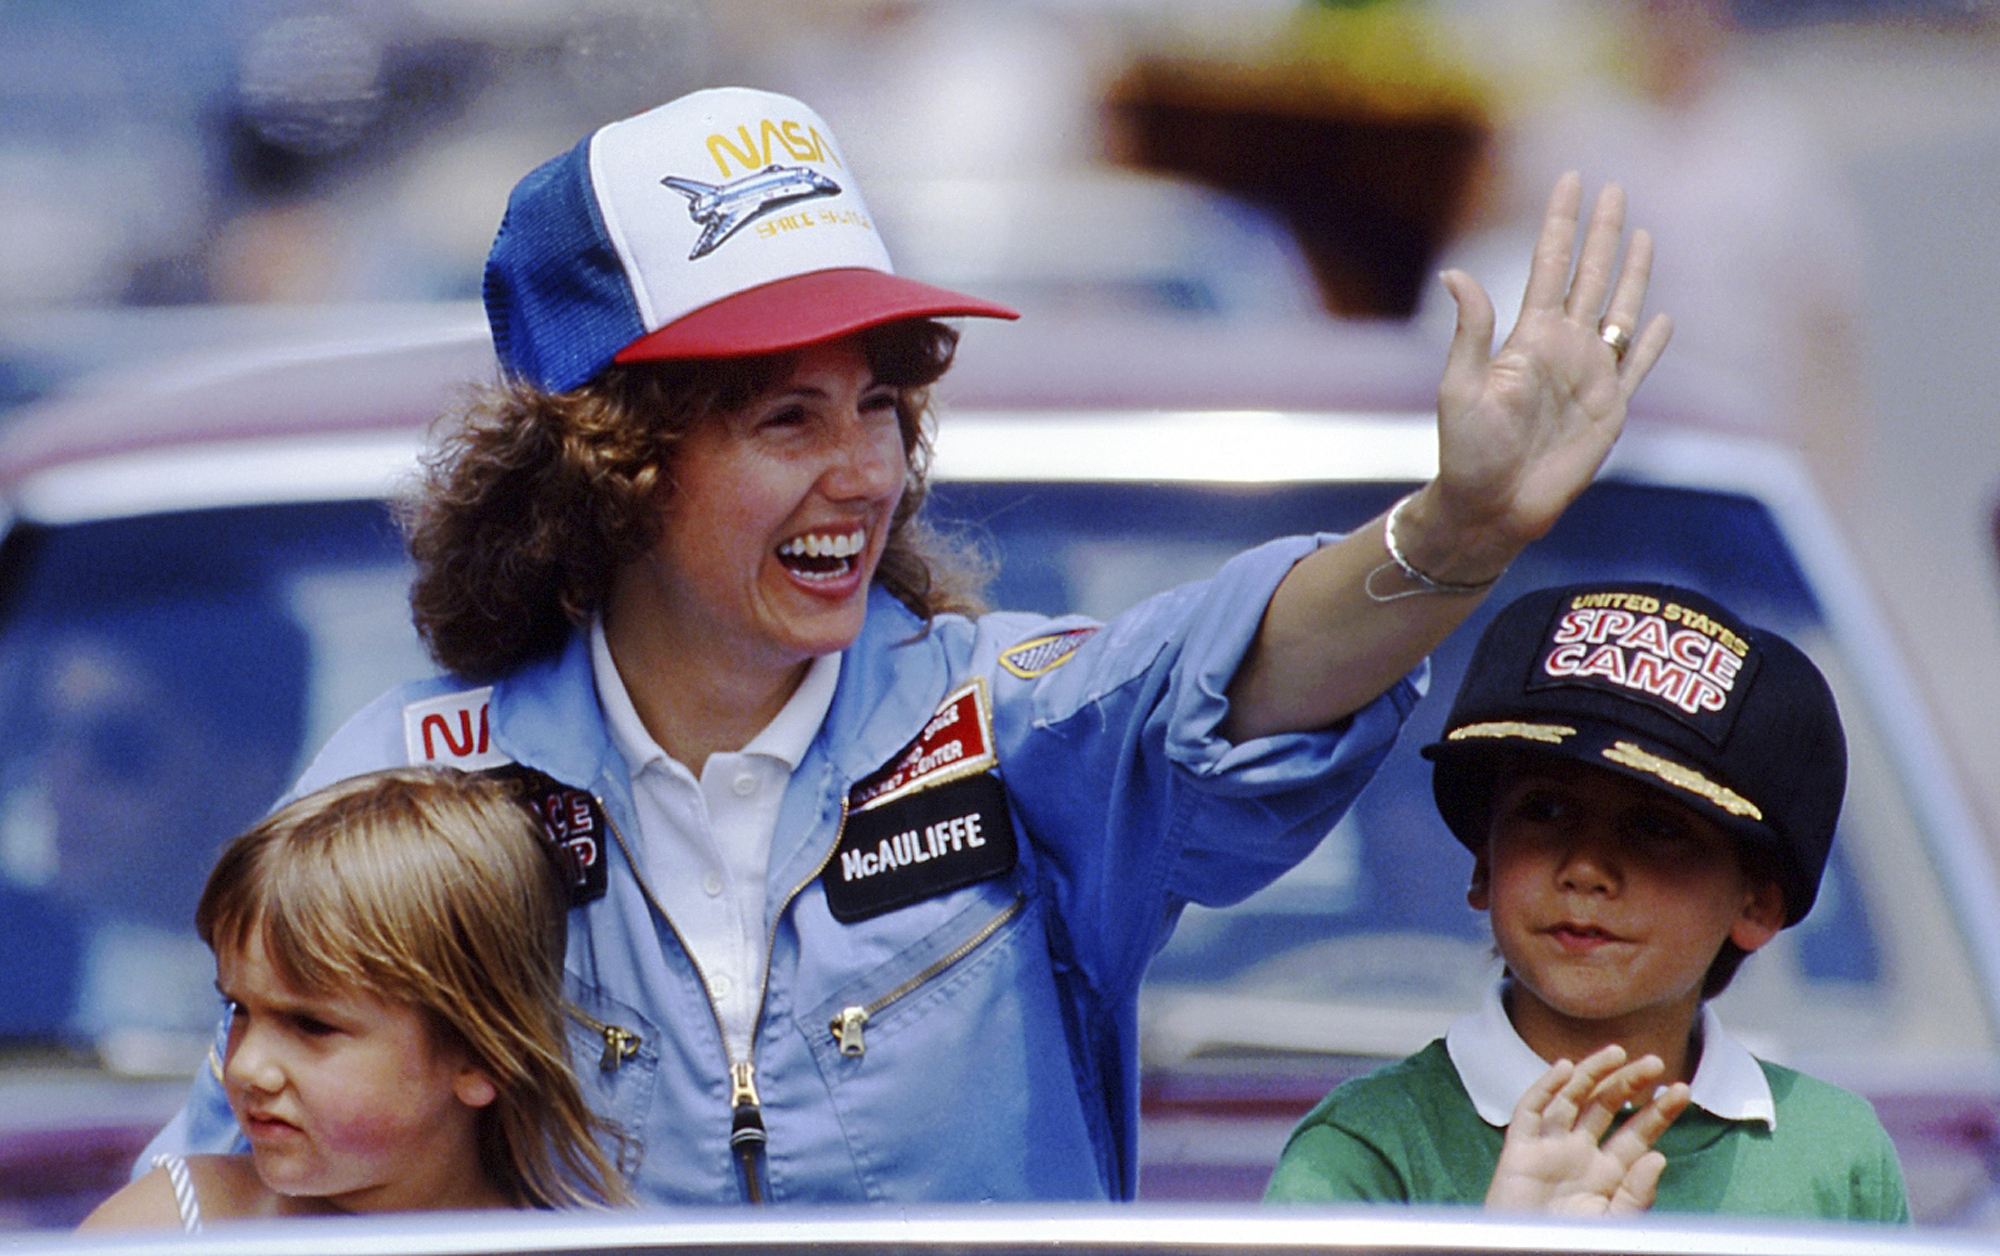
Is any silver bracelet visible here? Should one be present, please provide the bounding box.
[1366,492,1503,603]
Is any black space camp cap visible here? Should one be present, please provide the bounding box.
[1422,582,1844,925]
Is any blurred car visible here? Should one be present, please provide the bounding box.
[0,307,1995,1233]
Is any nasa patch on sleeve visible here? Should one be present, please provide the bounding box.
[823,680,1017,924]
[998,625,1098,679]
[482,764,610,907]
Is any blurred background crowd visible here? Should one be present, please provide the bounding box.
[0,0,1997,834]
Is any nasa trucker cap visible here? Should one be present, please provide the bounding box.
[1422,582,1844,925]
[483,86,1018,392]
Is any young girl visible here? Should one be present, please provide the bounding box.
[81,767,629,1231]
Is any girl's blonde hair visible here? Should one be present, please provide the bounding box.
[197,766,630,1208]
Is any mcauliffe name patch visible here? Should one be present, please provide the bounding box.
[824,680,1016,923]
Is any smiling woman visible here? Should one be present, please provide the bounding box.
[401,319,974,688]
[140,82,1668,1208]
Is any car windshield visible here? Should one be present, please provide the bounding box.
[928,477,1994,1089]
[0,471,1989,1204]
[0,500,430,1073]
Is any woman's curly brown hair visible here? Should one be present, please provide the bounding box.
[404,319,989,679]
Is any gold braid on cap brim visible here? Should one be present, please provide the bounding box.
[1445,721,1576,746]
[1600,741,1763,820]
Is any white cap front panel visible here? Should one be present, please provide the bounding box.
[588,87,897,332]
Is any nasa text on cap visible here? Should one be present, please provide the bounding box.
[483,87,1018,392]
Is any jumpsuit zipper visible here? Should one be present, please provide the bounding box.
[829,892,1025,1057]
[605,792,852,1204]
[728,1060,764,1202]
[568,1004,643,1070]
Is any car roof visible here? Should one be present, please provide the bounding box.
[0,303,1717,523]
[0,308,491,521]
[0,302,1450,459]
[0,306,477,448]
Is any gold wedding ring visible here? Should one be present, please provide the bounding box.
[1598,323,1632,362]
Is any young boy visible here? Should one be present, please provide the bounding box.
[1264,581,1908,1221]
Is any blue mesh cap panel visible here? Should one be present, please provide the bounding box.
[482,134,648,393]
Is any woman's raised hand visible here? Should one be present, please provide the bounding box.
[1396,173,1673,587]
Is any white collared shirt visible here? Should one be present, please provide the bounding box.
[1446,977,1776,1130]
[591,619,840,1062]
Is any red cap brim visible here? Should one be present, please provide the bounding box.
[612,267,1018,363]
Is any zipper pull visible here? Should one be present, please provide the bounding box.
[831,1005,869,1057]
[729,1060,767,1205]
[729,1059,761,1109]
[599,1024,640,1071]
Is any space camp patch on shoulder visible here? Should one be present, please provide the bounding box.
[402,687,511,769]
[824,679,1017,923]
[479,764,610,907]
[998,625,1099,679]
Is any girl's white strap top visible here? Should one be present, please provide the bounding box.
[150,1153,202,1234]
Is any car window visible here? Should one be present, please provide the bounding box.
[3,473,1989,1157]
[0,501,432,1073]
[930,478,1996,1089]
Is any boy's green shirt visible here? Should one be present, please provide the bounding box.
[1265,1039,1909,1222]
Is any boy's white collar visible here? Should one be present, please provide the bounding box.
[1445,977,1776,1130]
